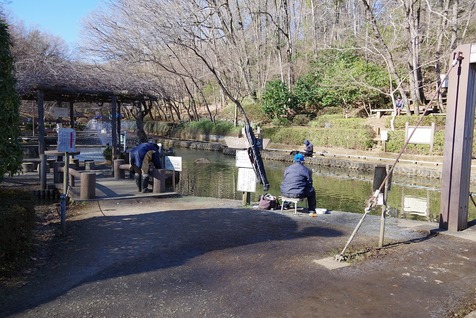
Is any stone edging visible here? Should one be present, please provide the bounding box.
[158,137,452,182]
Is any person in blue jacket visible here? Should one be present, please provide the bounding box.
[280,153,317,215]
[130,142,164,193]
[303,139,314,157]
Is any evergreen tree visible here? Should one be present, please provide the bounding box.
[0,19,22,180]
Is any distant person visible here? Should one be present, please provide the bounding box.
[130,142,164,193]
[280,153,317,216]
[303,139,314,157]
[395,97,404,115]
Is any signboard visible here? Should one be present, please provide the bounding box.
[405,122,435,144]
[57,128,76,152]
[235,150,253,168]
[405,122,435,153]
[165,156,182,171]
[237,168,256,192]
[53,107,69,118]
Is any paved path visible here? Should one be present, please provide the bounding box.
[1,197,476,317]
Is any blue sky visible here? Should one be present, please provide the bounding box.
[4,0,103,47]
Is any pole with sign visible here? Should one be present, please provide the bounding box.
[236,150,256,205]
[57,128,76,195]
[164,156,182,191]
[56,128,76,234]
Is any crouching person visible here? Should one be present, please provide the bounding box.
[130,142,163,193]
[280,153,317,215]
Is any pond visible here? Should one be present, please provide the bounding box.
[75,146,476,223]
[173,148,476,223]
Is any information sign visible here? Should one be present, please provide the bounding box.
[165,156,182,171]
[57,128,76,152]
[237,168,256,192]
[235,150,253,168]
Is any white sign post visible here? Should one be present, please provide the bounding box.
[57,128,76,153]
[164,156,182,190]
[405,122,436,154]
[237,168,257,192]
[235,150,256,205]
[57,128,76,195]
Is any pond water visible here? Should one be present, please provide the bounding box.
[173,148,476,223]
[74,146,476,223]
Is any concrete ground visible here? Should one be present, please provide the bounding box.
[1,195,476,318]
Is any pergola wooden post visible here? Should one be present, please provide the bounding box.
[69,101,74,128]
[111,95,118,160]
[440,43,476,232]
[37,90,46,155]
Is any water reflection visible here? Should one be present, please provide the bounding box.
[174,148,476,222]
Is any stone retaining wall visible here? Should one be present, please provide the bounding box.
[156,137,470,183]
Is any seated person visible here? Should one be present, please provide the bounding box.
[280,153,317,215]
[303,139,314,157]
[395,97,404,115]
[289,140,314,157]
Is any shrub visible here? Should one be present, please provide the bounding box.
[385,130,445,155]
[261,80,297,119]
[292,114,310,126]
[387,114,447,129]
[0,189,36,268]
[103,145,112,161]
[264,126,376,150]
[310,115,368,129]
[144,121,175,136]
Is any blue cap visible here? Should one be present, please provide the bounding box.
[294,153,305,162]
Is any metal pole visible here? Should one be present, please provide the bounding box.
[60,193,67,235]
[336,207,372,261]
[379,200,386,248]
[242,192,250,206]
[63,153,69,195]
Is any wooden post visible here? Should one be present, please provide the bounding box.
[37,91,46,155]
[40,154,47,190]
[111,95,118,160]
[80,172,96,200]
[440,45,476,231]
[114,159,125,179]
[69,101,74,128]
[374,165,387,248]
[152,169,166,193]
[242,192,251,206]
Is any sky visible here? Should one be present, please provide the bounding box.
[4,0,103,47]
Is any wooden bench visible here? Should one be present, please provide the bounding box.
[279,196,308,214]
[113,159,166,193]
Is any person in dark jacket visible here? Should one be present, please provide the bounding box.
[130,142,163,193]
[280,153,317,215]
[303,139,314,157]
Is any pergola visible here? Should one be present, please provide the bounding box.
[20,84,158,159]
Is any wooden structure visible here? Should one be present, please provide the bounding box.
[19,86,157,189]
[20,86,157,160]
[440,44,476,231]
